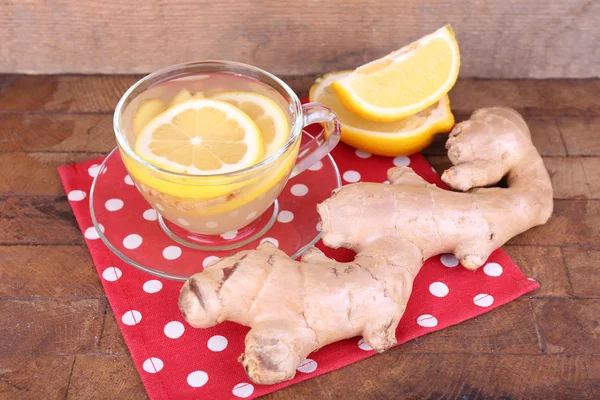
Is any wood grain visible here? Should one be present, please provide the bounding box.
[558,117,600,156]
[0,196,83,245]
[504,246,572,297]
[0,114,115,152]
[544,157,593,199]
[0,299,105,356]
[532,299,600,355]
[1,0,599,78]
[562,247,600,298]
[0,356,74,399]
[397,299,540,354]
[67,355,147,400]
[0,245,103,299]
[0,152,104,195]
[263,353,596,400]
[99,308,129,355]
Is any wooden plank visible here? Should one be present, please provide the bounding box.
[508,200,600,247]
[397,299,540,354]
[504,246,572,297]
[0,152,104,195]
[562,247,600,298]
[449,80,600,117]
[67,355,147,400]
[532,299,600,355]
[587,357,600,398]
[0,196,83,245]
[0,299,105,356]
[0,113,115,152]
[581,158,600,199]
[0,75,138,112]
[1,76,599,116]
[0,356,73,399]
[99,308,129,355]
[544,157,593,199]
[1,0,599,78]
[558,117,600,156]
[264,354,595,399]
[0,245,103,299]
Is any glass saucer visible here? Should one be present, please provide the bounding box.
[89,131,341,281]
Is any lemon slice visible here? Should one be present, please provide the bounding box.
[331,24,460,122]
[135,98,263,174]
[310,71,454,156]
[212,92,289,157]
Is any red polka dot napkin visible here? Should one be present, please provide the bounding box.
[59,126,539,399]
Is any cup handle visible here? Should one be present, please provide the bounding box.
[289,102,341,178]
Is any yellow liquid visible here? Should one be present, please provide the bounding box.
[120,73,298,234]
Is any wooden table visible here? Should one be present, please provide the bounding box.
[1,75,598,399]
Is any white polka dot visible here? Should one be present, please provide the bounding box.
[527,277,536,282]
[232,383,254,398]
[121,310,142,326]
[143,280,163,294]
[440,254,459,267]
[143,209,158,221]
[105,198,124,212]
[221,230,238,240]
[123,234,142,249]
[187,371,208,388]
[205,221,218,229]
[277,210,294,223]
[429,282,449,297]
[68,190,86,201]
[358,338,373,351]
[124,175,134,185]
[483,262,503,277]
[164,321,185,339]
[162,245,182,260]
[228,209,240,217]
[290,184,309,196]
[84,226,100,240]
[88,164,101,178]
[431,166,438,174]
[316,222,322,231]
[393,155,411,167]
[154,203,164,211]
[207,335,228,352]
[178,218,191,227]
[142,357,163,373]
[260,237,279,247]
[308,160,323,171]
[473,293,494,307]
[383,180,390,185]
[202,256,220,268]
[417,314,438,328]
[246,211,258,220]
[297,359,318,373]
[102,267,122,282]
[355,149,372,159]
[100,166,107,175]
[343,170,361,183]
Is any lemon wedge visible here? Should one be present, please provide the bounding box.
[132,99,166,137]
[134,98,263,175]
[331,24,460,122]
[310,71,454,156]
[212,92,289,157]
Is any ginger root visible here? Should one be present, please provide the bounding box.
[179,107,553,384]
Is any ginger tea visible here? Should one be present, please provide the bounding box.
[119,73,298,235]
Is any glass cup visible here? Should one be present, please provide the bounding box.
[114,61,340,250]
